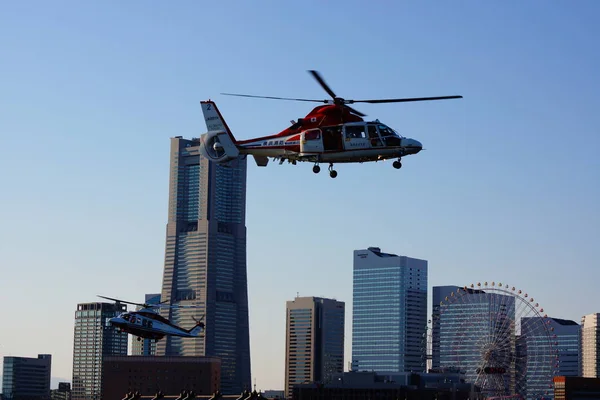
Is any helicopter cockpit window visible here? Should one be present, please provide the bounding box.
[378,124,401,146]
[345,125,366,139]
[122,314,130,321]
[378,125,400,138]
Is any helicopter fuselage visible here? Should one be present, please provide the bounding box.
[108,310,204,341]
[234,120,423,164]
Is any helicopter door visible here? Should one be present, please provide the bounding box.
[343,124,369,150]
[300,129,324,154]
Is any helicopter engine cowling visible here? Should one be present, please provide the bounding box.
[199,130,240,163]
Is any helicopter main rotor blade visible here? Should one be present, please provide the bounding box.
[350,95,463,104]
[154,303,203,309]
[221,93,326,103]
[308,70,337,100]
[97,295,143,307]
[344,104,366,117]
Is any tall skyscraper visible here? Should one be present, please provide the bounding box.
[581,313,600,377]
[131,293,161,356]
[284,296,345,399]
[351,247,428,373]
[2,354,51,400]
[431,286,461,371]
[72,302,128,400]
[517,317,580,399]
[155,136,251,394]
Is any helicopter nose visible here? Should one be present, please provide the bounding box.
[402,138,423,154]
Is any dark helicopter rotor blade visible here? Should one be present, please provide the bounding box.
[344,105,366,117]
[351,95,463,104]
[97,295,143,307]
[221,93,326,103]
[308,70,337,100]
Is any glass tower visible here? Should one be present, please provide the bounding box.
[517,317,580,400]
[351,247,427,373]
[432,286,462,371]
[436,288,516,397]
[2,354,51,400]
[71,302,128,400]
[284,296,345,399]
[155,137,251,395]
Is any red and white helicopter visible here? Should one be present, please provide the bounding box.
[199,70,462,178]
[98,295,205,342]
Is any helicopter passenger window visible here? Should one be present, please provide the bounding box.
[304,130,320,140]
[345,125,366,139]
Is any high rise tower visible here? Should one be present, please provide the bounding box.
[581,313,600,377]
[284,296,345,399]
[155,136,251,394]
[351,247,428,373]
[72,302,128,400]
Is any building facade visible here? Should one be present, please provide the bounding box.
[284,296,345,399]
[71,302,128,400]
[2,354,51,400]
[431,286,461,371]
[582,313,600,378]
[50,383,71,400]
[131,293,161,356]
[155,137,251,394]
[434,286,516,397]
[101,356,220,399]
[517,317,580,399]
[352,247,427,374]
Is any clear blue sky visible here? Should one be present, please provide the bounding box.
[1,0,599,391]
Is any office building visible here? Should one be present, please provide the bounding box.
[2,354,51,400]
[101,356,220,398]
[72,302,128,400]
[155,137,251,394]
[431,286,462,371]
[352,247,427,373]
[582,313,600,377]
[517,317,580,399]
[131,293,161,356]
[50,383,71,400]
[435,286,517,397]
[553,376,600,400]
[285,296,345,399]
[550,318,581,376]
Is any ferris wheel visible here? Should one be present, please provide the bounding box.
[435,282,559,399]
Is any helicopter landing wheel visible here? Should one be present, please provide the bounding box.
[328,163,337,178]
[393,160,402,169]
[313,164,320,174]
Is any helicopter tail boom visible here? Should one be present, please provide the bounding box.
[199,101,240,163]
